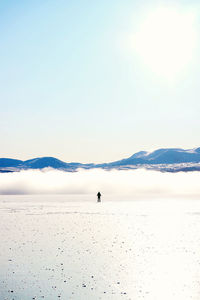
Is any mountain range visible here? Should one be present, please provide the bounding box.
[1,147,200,173]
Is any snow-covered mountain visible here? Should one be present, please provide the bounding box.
[0,157,90,172]
[104,147,200,166]
[1,147,200,173]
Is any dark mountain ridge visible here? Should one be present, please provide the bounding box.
[106,147,200,166]
[1,147,200,172]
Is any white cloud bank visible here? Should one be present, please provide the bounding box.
[0,169,200,199]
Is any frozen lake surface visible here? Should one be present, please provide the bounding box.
[1,195,200,299]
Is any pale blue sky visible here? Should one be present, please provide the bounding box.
[1,0,200,162]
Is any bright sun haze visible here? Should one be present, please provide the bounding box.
[0,1,200,162]
[132,6,197,79]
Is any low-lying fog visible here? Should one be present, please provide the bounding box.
[0,169,199,198]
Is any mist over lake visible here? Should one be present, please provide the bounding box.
[0,168,200,199]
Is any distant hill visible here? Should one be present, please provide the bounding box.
[0,158,23,167]
[24,157,70,169]
[105,147,200,166]
[0,157,85,172]
[1,147,200,173]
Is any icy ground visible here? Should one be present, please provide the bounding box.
[0,195,200,300]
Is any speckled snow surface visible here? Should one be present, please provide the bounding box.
[1,195,200,300]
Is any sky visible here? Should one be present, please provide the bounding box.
[1,0,200,163]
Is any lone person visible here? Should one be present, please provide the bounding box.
[97,192,101,202]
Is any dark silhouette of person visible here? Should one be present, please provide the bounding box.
[97,192,101,202]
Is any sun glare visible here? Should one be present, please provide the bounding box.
[132,7,197,79]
